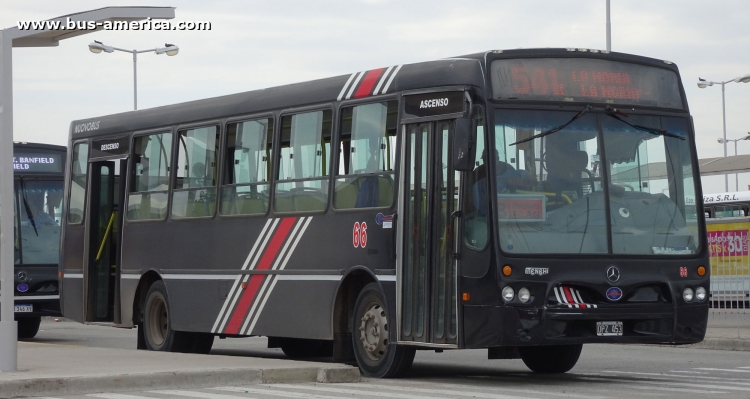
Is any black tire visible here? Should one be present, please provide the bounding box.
[280,338,330,358]
[518,344,583,373]
[142,280,191,352]
[17,317,41,340]
[352,283,415,378]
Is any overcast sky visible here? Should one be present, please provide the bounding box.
[3,0,750,193]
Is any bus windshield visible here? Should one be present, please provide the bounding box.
[15,179,64,264]
[490,108,700,255]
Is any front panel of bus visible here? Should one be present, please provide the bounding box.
[12,145,66,319]
[463,53,709,347]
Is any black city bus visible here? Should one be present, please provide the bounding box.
[13,142,66,338]
[60,48,709,377]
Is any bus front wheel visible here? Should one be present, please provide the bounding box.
[352,283,415,378]
[518,344,583,373]
[143,280,189,352]
[18,316,41,339]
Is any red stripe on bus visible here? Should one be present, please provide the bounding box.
[224,218,297,334]
[562,286,576,307]
[353,68,386,98]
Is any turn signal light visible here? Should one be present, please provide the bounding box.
[697,266,706,277]
[462,293,470,301]
[502,265,512,276]
[241,282,248,289]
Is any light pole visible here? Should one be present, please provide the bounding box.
[697,74,750,191]
[717,133,750,191]
[88,41,179,110]
[1,6,176,372]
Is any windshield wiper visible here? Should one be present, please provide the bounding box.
[604,106,685,140]
[21,194,39,236]
[510,105,592,146]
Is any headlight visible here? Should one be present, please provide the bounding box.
[695,287,707,301]
[502,286,515,302]
[518,287,531,303]
[683,287,694,302]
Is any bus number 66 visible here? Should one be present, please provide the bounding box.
[353,222,368,248]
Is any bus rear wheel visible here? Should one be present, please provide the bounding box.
[352,283,415,378]
[518,344,583,373]
[143,280,190,352]
[17,316,41,340]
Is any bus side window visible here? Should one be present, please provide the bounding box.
[275,109,332,213]
[172,126,220,219]
[463,106,488,250]
[127,132,173,221]
[68,141,89,224]
[334,101,397,209]
[220,118,273,216]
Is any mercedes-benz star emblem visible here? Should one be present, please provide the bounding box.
[17,271,28,281]
[606,266,620,283]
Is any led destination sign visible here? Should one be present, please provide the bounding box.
[492,58,683,109]
[13,153,63,173]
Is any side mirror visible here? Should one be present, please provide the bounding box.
[453,117,475,172]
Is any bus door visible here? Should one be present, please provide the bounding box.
[85,159,127,323]
[399,121,460,345]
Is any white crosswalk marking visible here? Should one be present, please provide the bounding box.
[632,385,728,394]
[602,370,750,385]
[693,367,750,373]
[150,390,259,399]
[401,380,609,399]
[354,382,543,399]
[272,383,465,399]
[583,373,750,393]
[88,394,162,399]
[213,386,343,399]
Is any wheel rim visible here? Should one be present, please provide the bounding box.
[147,294,168,347]
[358,301,388,361]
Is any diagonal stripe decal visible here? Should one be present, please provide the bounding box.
[213,217,313,336]
[337,64,403,100]
[244,217,313,335]
[353,68,386,98]
[223,218,297,335]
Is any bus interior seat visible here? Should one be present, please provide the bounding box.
[292,187,327,212]
[237,193,267,215]
[334,179,359,209]
[545,149,587,199]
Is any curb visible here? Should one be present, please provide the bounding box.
[683,338,750,351]
[0,366,360,398]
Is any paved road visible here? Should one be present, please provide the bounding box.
[28,319,750,399]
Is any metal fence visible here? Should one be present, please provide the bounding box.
[706,217,750,313]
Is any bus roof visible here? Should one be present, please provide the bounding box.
[69,48,682,140]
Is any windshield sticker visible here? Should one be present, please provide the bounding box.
[497,194,546,222]
[652,247,693,255]
[375,213,394,229]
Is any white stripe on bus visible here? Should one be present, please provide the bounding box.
[380,64,402,94]
[215,218,278,333]
[336,73,357,102]
[345,71,365,100]
[63,273,83,278]
[13,295,59,300]
[275,275,343,281]
[239,217,307,334]
[245,216,313,335]
[372,65,395,96]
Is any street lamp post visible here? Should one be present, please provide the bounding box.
[697,74,750,191]
[717,133,750,191]
[88,41,179,110]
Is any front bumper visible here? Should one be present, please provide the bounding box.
[463,303,708,348]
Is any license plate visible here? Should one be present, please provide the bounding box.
[14,304,33,313]
[596,321,623,336]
